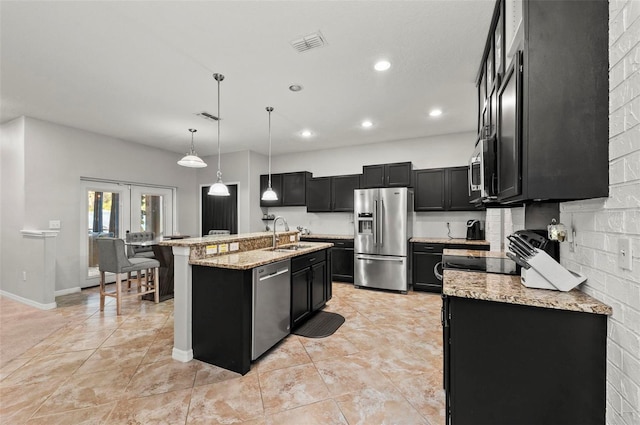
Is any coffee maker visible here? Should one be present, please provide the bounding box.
[466,220,484,240]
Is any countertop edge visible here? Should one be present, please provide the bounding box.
[443,270,613,316]
[190,242,333,270]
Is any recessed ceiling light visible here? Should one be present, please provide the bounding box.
[374,60,391,71]
[301,130,313,138]
[429,109,443,117]
[361,120,373,128]
[289,84,303,92]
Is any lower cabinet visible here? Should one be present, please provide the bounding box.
[301,237,354,283]
[290,249,332,329]
[443,296,607,424]
[412,242,489,292]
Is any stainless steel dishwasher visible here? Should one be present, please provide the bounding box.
[252,259,291,360]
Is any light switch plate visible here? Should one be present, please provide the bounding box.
[290,235,295,242]
[618,238,632,270]
[230,242,239,251]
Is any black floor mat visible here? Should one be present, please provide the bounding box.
[292,311,345,338]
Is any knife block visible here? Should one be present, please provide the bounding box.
[521,249,586,292]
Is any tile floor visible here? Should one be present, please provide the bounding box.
[0,282,445,424]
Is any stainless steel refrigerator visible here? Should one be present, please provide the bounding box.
[354,187,413,293]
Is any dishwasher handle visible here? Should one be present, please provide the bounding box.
[259,268,290,281]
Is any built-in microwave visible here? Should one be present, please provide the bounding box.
[469,129,497,204]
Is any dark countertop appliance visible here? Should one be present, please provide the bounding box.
[442,252,518,276]
[466,220,484,240]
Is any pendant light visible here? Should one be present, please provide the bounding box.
[262,106,278,201]
[177,129,207,168]
[208,73,230,196]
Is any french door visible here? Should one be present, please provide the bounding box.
[80,179,174,288]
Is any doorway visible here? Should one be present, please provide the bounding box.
[80,179,175,288]
[201,184,238,236]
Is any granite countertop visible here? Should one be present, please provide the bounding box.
[159,231,299,247]
[190,242,333,270]
[300,234,354,240]
[443,269,612,315]
[443,249,507,258]
[411,237,490,245]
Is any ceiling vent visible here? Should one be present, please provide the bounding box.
[197,111,219,121]
[290,31,327,53]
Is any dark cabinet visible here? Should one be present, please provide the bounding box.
[414,167,477,211]
[259,172,311,207]
[361,162,412,188]
[291,268,311,327]
[306,177,331,212]
[332,174,360,211]
[306,174,360,213]
[290,249,331,330]
[259,174,282,207]
[412,242,489,292]
[301,238,354,283]
[443,295,607,423]
[477,0,608,204]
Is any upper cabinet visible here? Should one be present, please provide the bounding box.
[478,0,608,204]
[361,162,413,188]
[414,167,479,211]
[259,172,310,207]
[306,174,360,213]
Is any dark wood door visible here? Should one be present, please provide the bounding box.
[497,54,522,201]
[331,246,354,283]
[259,174,282,207]
[447,167,473,210]
[201,184,238,236]
[306,177,331,212]
[361,165,385,188]
[310,262,327,311]
[282,172,308,206]
[412,251,442,292]
[414,169,445,211]
[291,268,310,327]
[331,174,360,211]
[386,162,412,187]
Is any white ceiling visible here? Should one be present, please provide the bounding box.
[0,1,494,157]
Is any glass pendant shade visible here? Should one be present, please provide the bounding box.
[208,171,230,196]
[261,186,277,201]
[178,129,207,168]
[209,73,229,196]
[261,106,278,201]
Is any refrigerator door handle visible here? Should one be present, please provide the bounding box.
[380,199,384,247]
[373,200,378,246]
[356,255,404,262]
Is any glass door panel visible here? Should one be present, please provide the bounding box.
[81,181,130,287]
[130,187,174,237]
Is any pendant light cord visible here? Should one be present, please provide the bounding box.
[267,106,273,187]
[217,76,221,175]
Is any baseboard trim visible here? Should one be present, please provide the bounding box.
[172,347,194,363]
[0,290,57,310]
[55,287,81,296]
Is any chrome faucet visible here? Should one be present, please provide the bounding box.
[272,216,289,249]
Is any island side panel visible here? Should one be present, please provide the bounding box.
[171,246,193,362]
[192,265,253,375]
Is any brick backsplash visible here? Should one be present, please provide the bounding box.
[558,2,640,423]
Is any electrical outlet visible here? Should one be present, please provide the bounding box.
[49,220,61,229]
[618,238,632,270]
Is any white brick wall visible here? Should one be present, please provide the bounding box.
[560,2,640,423]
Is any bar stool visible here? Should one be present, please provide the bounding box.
[97,238,160,315]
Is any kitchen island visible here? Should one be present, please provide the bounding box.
[159,232,332,372]
[442,269,611,424]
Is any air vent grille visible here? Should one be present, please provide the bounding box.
[290,31,326,53]
[198,111,219,121]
